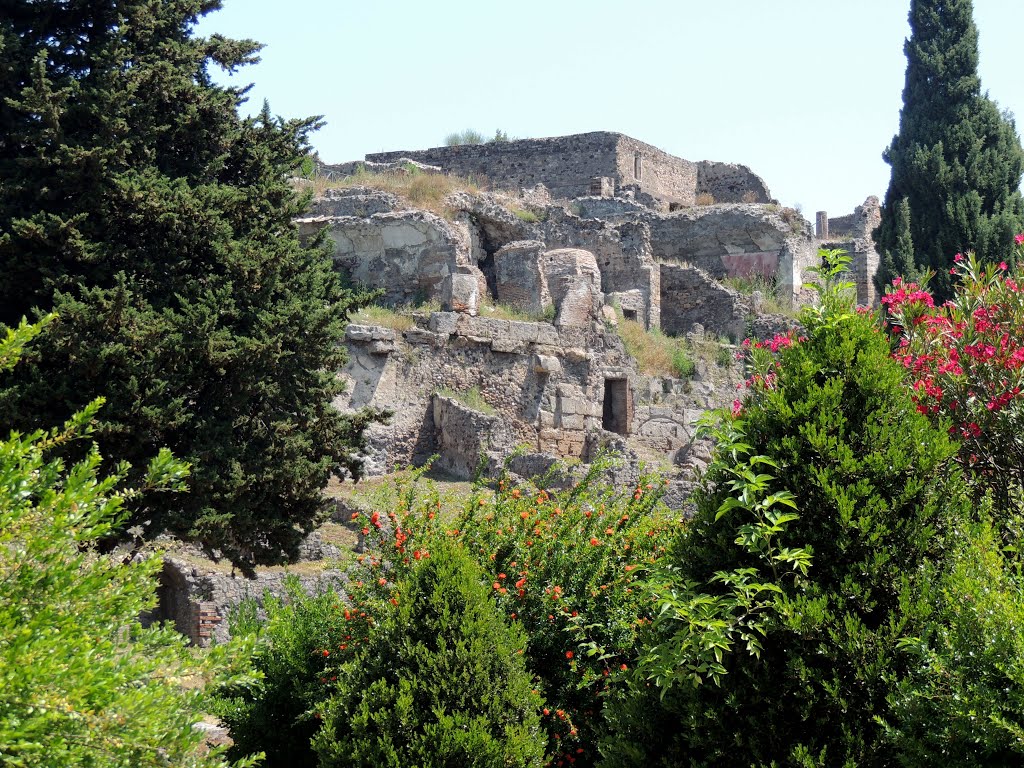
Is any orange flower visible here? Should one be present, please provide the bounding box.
[565,650,574,660]
[589,537,600,546]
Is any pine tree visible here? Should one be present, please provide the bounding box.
[875,0,1024,299]
[0,2,382,570]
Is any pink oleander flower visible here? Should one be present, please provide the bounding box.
[1014,233,1024,245]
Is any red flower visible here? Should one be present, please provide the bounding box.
[565,650,574,659]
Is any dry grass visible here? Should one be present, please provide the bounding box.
[478,296,555,324]
[350,305,415,331]
[315,166,480,218]
[615,314,694,378]
[695,192,716,206]
[436,385,496,415]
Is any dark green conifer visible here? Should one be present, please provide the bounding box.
[875,0,1024,298]
[0,1,382,569]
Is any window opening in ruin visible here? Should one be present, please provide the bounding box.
[633,154,643,181]
[622,308,638,321]
[602,378,630,435]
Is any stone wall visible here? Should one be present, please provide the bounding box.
[432,394,516,479]
[818,196,883,306]
[696,161,773,204]
[642,204,816,304]
[338,309,744,482]
[367,133,624,201]
[613,135,698,206]
[367,132,706,207]
[659,264,750,340]
[543,210,661,330]
[305,210,478,306]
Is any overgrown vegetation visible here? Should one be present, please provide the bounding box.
[722,273,798,317]
[350,300,442,331]
[217,459,674,768]
[0,318,258,768]
[435,385,496,415]
[614,314,696,379]
[316,165,481,218]
[0,0,385,570]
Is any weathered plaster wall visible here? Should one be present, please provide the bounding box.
[638,204,816,304]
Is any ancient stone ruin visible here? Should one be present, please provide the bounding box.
[160,132,882,644]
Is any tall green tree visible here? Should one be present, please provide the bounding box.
[875,0,1024,299]
[0,2,381,569]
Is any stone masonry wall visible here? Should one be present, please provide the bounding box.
[367,133,623,201]
[696,161,773,204]
[367,132,702,206]
[613,135,698,206]
[659,264,750,340]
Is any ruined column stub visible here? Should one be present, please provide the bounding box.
[815,211,829,239]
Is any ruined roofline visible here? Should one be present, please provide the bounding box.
[364,131,666,163]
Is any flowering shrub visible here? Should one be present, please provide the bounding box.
[220,459,674,767]
[883,237,1024,507]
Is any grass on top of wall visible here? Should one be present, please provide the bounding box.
[316,165,481,218]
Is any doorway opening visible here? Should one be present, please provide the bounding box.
[602,378,630,435]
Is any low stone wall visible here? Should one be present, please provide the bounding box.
[659,264,750,340]
[432,394,516,479]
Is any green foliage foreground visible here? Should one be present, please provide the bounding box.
[213,253,1024,767]
[0,318,258,768]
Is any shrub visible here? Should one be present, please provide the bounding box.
[671,346,696,378]
[882,515,1024,765]
[214,580,367,767]
[883,240,1024,512]
[444,129,486,146]
[603,251,971,766]
[312,541,546,768]
[694,192,716,206]
[0,317,257,768]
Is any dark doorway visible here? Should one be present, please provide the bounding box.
[622,308,638,322]
[602,378,630,435]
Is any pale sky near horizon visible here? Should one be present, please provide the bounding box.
[196,1,1024,217]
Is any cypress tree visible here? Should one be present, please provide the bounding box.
[0,1,382,570]
[875,0,1024,299]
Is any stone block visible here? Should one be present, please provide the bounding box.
[494,240,550,316]
[346,324,375,342]
[442,272,479,315]
[534,354,562,375]
[555,277,598,329]
[368,341,395,355]
[491,337,526,354]
[428,311,460,336]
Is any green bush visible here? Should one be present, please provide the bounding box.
[882,515,1024,765]
[602,252,972,766]
[444,129,486,146]
[0,318,257,768]
[312,541,546,768]
[214,580,369,767]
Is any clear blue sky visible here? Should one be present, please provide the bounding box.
[196,0,1024,217]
